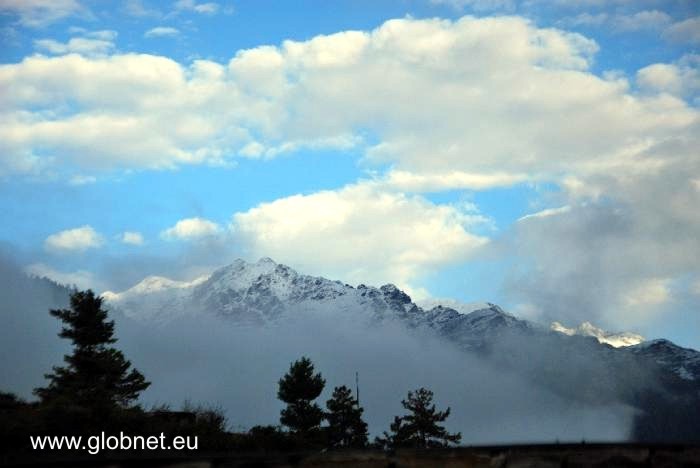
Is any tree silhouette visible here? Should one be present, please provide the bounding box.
[34,290,150,413]
[277,357,325,438]
[376,387,461,449]
[325,385,368,448]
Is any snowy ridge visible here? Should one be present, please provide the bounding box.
[106,258,421,325]
[103,257,700,383]
[551,321,644,348]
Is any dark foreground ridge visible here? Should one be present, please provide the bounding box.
[3,444,700,468]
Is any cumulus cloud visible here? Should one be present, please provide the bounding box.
[2,14,693,183]
[231,182,488,292]
[637,55,700,100]
[120,231,145,246]
[144,26,179,38]
[0,16,590,178]
[161,217,221,241]
[44,225,104,252]
[0,0,85,27]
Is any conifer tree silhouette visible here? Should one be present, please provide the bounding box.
[277,357,325,438]
[377,387,461,449]
[34,290,150,414]
[325,385,368,448]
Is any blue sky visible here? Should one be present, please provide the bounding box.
[1,0,699,347]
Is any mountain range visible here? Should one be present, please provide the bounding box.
[104,257,700,387]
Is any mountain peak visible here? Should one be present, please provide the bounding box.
[379,284,412,305]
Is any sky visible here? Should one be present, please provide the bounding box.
[0,0,699,348]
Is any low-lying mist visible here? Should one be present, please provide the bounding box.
[113,307,636,444]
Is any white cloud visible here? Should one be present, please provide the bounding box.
[173,0,219,14]
[120,231,145,245]
[44,225,104,252]
[0,0,85,27]
[161,217,221,240]
[637,56,700,99]
[231,182,488,291]
[663,17,700,44]
[34,36,115,56]
[4,15,684,182]
[25,262,100,290]
[0,16,684,181]
[144,26,179,38]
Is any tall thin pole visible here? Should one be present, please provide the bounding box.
[355,371,360,407]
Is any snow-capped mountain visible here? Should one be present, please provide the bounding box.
[104,257,700,387]
[106,257,423,325]
[550,321,645,348]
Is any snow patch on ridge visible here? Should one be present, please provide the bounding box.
[551,321,644,348]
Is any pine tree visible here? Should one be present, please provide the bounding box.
[34,290,150,413]
[376,415,412,449]
[325,385,368,448]
[376,387,461,449]
[277,357,325,437]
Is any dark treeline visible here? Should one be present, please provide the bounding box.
[0,289,461,456]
